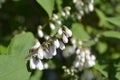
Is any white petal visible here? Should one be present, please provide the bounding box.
[59,41,65,50]
[53,14,59,20]
[43,49,52,59]
[88,3,94,12]
[32,40,41,49]
[54,39,60,48]
[56,20,62,25]
[38,29,44,38]
[64,26,72,37]
[37,47,44,59]
[36,60,44,70]
[49,45,57,56]
[30,58,36,69]
[49,22,56,30]
[58,28,63,35]
[44,35,50,40]
[62,34,68,43]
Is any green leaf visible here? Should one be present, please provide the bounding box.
[30,70,43,80]
[95,9,114,29]
[102,31,120,39]
[7,32,35,57]
[106,16,120,27]
[36,0,55,18]
[97,42,107,54]
[0,45,7,54]
[71,23,90,40]
[0,55,30,80]
[94,62,108,77]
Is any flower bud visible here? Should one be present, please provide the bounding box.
[54,39,60,48]
[30,58,36,69]
[59,41,65,50]
[37,47,44,59]
[58,28,63,35]
[62,34,68,43]
[64,26,72,37]
[49,22,56,30]
[36,60,44,70]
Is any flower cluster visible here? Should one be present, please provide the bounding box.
[27,24,72,70]
[73,48,96,71]
[72,39,95,71]
[73,0,94,20]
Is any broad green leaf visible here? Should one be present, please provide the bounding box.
[106,16,120,27]
[36,0,55,18]
[7,32,35,57]
[97,42,107,54]
[0,55,30,80]
[94,62,108,77]
[71,23,90,40]
[102,31,120,39]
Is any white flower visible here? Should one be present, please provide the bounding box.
[76,49,80,54]
[49,22,56,30]
[59,41,65,50]
[64,26,72,37]
[53,39,60,48]
[32,39,41,49]
[30,58,36,69]
[88,3,94,12]
[43,49,52,59]
[38,29,44,38]
[58,28,63,35]
[53,14,59,20]
[61,11,66,17]
[44,35,50,40]
[56,20,62,25]
[36,59,44,70]
[49,45,57,56]
[62,34,68,43]
[30,58,44,70]
[37,47,44,59]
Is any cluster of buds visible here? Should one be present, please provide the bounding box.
[27,24,72,70]
[70,38,96,71]
[61,6,71,17]
[73,0,94,20]
[73,47,96,71]
[49,14,62,30]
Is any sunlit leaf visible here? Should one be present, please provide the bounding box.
[36,0,55,18]
[0,55,30,80]
[7,32,35,57]
[102,31,120,39]
[106,16,120,27]
[71,23,90,40]
[97,42,107,54]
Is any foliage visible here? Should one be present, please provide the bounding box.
[0,0,120,80]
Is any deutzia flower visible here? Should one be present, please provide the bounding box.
[58,28,63,35]
[53,38,60,48]
[30,58,44,70]
[59,41,65,50]
[49,22,56,30]
[62,34,68,43]
[64,26,72,37]
[38,26,44,38]
[37,47,44,59]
